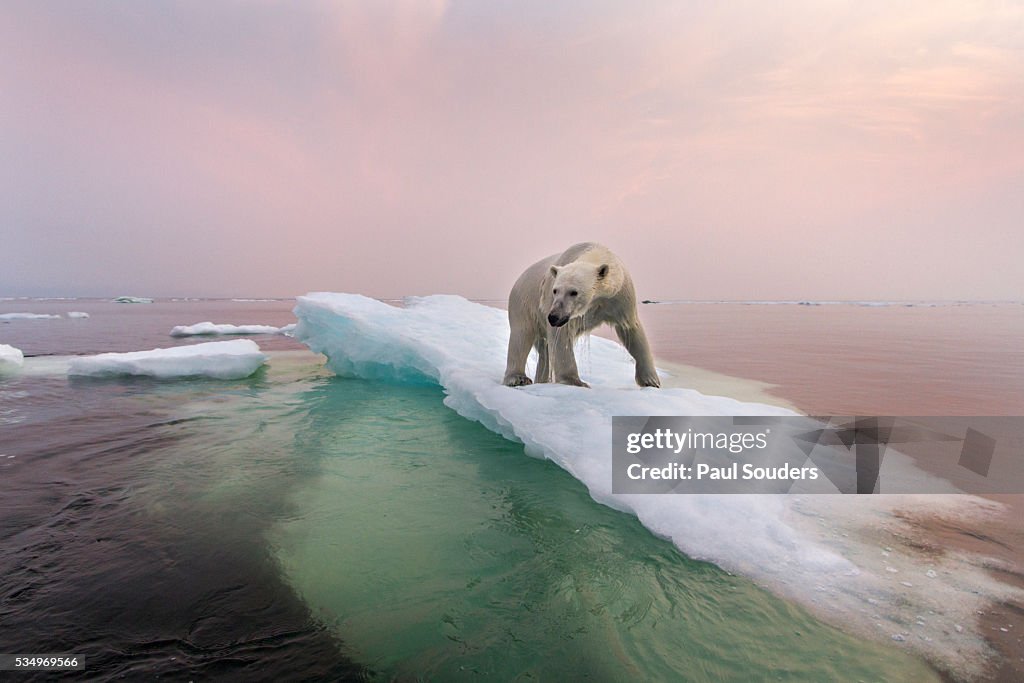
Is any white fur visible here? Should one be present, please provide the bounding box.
[503,242,660,388]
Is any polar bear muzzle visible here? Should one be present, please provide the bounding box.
[547,312,569,327]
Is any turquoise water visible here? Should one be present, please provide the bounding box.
[176,353,939,681]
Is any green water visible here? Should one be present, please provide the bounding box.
[164,353,939,681]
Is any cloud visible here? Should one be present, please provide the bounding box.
[0,0,1020,298]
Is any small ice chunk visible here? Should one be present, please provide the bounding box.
[113,296,153,304]
[0,312,61,320]
[926,569,937,578]
[0,344,24,373]
[67,340,266,379]
[170,322,287,337]
[67,311,90,319]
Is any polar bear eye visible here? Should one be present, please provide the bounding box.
[569,290,578,297]
[553,288,559,295]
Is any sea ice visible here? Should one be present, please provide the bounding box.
[67,340,266,379]
[0,344,24,373]
[170,321,289,337]
[293,293,825,569]
[0,313,61,320]
[67,311,90,319]
[293,292,1019,677]
[113,296,154,304]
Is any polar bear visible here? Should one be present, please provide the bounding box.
[503,242,660,388]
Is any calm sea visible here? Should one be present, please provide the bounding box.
[634,301,1024,416]
[1,297,1020,681]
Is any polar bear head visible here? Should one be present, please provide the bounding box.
[546,262,610,327]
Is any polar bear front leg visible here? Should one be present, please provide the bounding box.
[534,339,551,383]
[549,326,589,387]
[615,322,661,388]
[503,322,536,387]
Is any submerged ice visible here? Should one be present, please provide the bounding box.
[68,340,266,379]
[293,293,1019,676]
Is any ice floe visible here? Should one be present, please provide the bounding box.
[293,292,1020,677]
[0,344,24,373]
[67,340,266,379]
[170,321,290,337]
[0,313,61,320]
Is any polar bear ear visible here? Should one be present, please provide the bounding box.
[549,265,560,278]
[597,264,609,280]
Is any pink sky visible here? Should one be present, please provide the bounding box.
[1,1,1022,300]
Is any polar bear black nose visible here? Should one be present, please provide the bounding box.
[548,313,568,327]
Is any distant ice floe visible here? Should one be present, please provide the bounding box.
[293,292,1020,678]
[0,312,89,320]
[0,344,24,374]
[170,321,294,337]
[113,296,154,304]
[67,340,266,379]
[0,312,61,320]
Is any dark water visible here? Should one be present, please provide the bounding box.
[0,370,366,681]
[5,297,1017,680]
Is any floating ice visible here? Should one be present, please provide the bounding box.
[293,294,829,565]
[67,340,266,379]
[0,344,24,373]
[170,321,290,337]
[293,293,1019,677]
[66,311,90,319]
[113,296,153,304]
[0,312,61,320]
